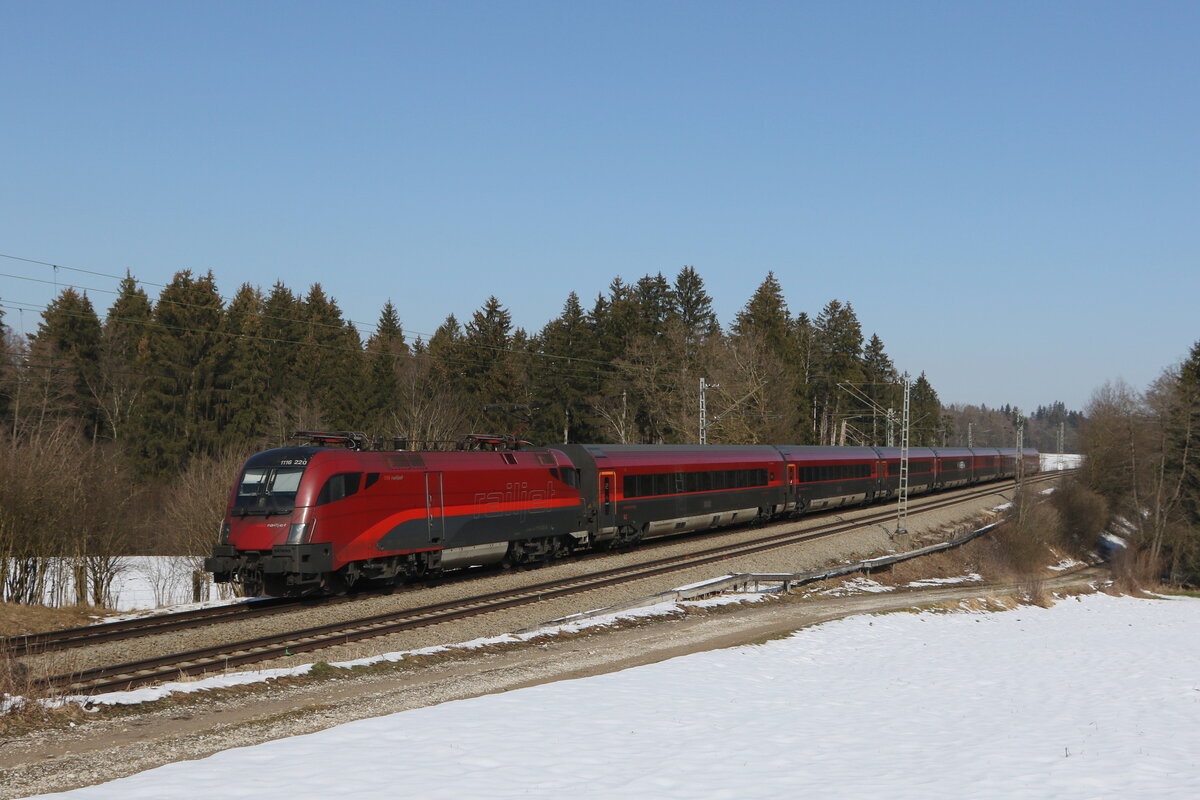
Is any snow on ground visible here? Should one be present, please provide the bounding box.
[10,556,236,612]
[33,591,1200,800]
[107,557,238,610]
[1040,453,1083,471]
[816,576,895,595]
[1101,532,1128,551]
[905,573,983,587]
[61,592,770,708]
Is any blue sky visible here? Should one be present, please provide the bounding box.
[1,1,1196,413]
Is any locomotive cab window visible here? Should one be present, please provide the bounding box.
[317,472,363,505]
[234,466,305,515]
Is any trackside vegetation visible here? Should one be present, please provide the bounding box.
[1,267,1073,606]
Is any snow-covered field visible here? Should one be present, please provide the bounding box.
[1040,453,1083,470]
[32,591,1200,800]
[6,557,235,611]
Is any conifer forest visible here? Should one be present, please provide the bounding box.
[14,262,1195,604]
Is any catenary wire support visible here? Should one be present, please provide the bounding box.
[1057,421,1065,470]
[699,378,717,445]
[701,379,765,445]
[836,382,896,446]
[1015,413,1025,488]
[895,373,911,536]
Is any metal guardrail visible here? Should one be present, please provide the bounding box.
[521,520,1003,632]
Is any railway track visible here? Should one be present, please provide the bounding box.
[43,472,1061,695]
[7,470,1058,659]
[2,597,310,657]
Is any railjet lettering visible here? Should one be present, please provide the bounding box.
[471,481,555,520]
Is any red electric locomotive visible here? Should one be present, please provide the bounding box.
[205,432,1037,596]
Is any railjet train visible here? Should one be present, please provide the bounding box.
[205,431,1039,596]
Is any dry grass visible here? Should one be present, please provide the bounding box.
[851,505,1098,612]
[1109,546,1159,596]
[1050,480,1110,556]
[0,601,116,638]
[0,646,89,734]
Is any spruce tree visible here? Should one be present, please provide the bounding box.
[261,281,304,400]
[103,275,152,365]
[292,284,364,430]
[462,296,514,413]
[732,273,792,357]
[132,270,225,475]
[910,372,942,446]
[429,313,468,394]
[222,285,274,445]
[862,333,899,444]
[632,272,675,340]
[504,327,538,436]
[1169,340,1200,580]
[593,278,640,362]
[30,287,104,438]
[790,311,816,443]
[98,274,153,443]
[364,301,408,431]
[535,292,600,443]
[0,305,10,424]
[812,299,866,444]
[671,266,719,348]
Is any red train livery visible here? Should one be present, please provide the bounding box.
[205,434,1039,596]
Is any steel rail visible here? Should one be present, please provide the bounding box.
[46,472,1061,695]
[1,597,311,657]
[9,469,1065,657]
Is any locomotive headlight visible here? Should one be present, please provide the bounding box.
[286,522,314,544]
[219,521,231,545]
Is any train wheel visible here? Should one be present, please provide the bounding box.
[237,575,263,597]
[323,569,356,596]
[261,575,290,597]
[610,525,644,550]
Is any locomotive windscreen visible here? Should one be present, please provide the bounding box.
[233,466,306,516]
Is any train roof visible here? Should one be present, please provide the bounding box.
[558,443,781,467]
[774,445,880,460]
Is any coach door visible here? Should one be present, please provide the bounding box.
[787,463,798,507]
[599,471,617,530]
[425,471,445,543]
